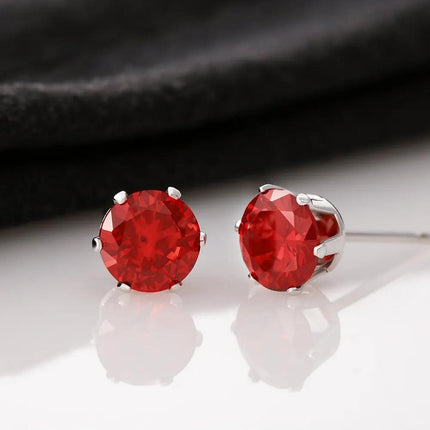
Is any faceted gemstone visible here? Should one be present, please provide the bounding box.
[99,190,201,292]
[239,189,338,291]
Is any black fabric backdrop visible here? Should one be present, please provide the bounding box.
[1,0,430,226]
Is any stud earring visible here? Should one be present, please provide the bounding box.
[235,184,429,293]
[92,187,206,292]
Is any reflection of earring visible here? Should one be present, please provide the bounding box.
[232,285,340,390]
[235,184,430,292]
[92,188,207,293]
[95,288,202,385]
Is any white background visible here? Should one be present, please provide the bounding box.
[1,141,430,429]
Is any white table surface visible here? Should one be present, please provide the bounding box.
[1,142,430,430]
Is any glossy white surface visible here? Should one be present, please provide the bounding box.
[1,143,430,429]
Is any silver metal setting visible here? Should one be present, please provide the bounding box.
[117,282,131,292]
[287,286,303,296]
[259,184,284,193]
[167,186,181,200]
[171,282,183,290]
[200,231,207,246]
[92,237,102,252]
[296,192,346,272]
[346,231,430,243]
[113,191,128,205]
[235,219,241,233]
[314,235,345,259]
[296,193,311,206]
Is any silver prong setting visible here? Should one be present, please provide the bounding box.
[287,286,303,296]
[235,219,241,233]
[171,282,183,290]
[314,244,327,259]
[113,191,128,205]
[92,236,102,252]
[117,282,131,292]
[296,193,311,206]
[167,187,181,200]
[200,231,207,246]
[296,193,338,215]
[314,235,345,259]
[259,184,284,193]
[297,191,346,273]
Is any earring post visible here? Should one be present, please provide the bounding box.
[346,231,430,243]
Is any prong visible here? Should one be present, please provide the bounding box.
[314,235,345,259]
[259,184,284,193]
[170,281,183,290]
[235,219,241,233]
[296,193,338,215]
[117,282,130,292]
[167,187,181,199]
[113,191,128,205]
[297,192,346,271]
[287,286,303,295]
[200,231,207,246]
[296,193,311,206]
[92,236,102,252]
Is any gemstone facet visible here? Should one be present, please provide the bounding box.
[239,189,338,291]
[99,190,201,292]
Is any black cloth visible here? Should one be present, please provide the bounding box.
[1,0,430,226]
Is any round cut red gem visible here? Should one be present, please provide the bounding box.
[239,189,338,291]
[99,190,201,292]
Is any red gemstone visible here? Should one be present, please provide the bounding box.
[99,190,201,292]
[239,189,338,291]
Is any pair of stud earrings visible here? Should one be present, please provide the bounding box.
[92,185,429,293]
